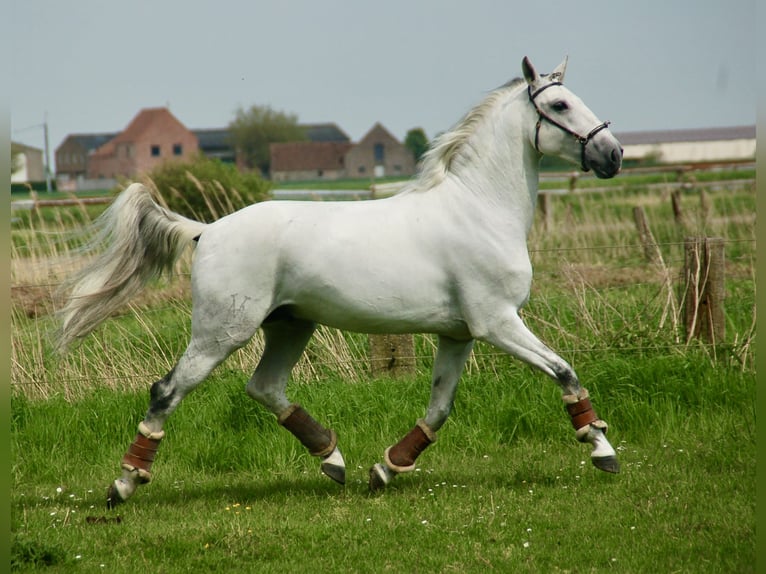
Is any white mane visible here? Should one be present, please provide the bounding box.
[413,77,527,190]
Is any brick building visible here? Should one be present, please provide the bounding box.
[270,141,353,182]
[56,133,119,185]
[270,122,416,182]
[86,108,198,180]
[344,123,416,179]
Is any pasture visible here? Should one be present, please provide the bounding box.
[11,171,755,572]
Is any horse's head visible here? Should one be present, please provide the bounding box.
[522,56,622,179]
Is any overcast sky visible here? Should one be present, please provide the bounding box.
[11,0,756,161]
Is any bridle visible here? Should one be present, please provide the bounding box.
[528,81,611,172]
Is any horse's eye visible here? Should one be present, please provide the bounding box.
[551,101,569,112]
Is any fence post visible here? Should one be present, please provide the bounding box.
[683,237,725,344]
[537,193,551,231]
[671,189,690,232]
[369,334,416,377]
[632,206,663,265]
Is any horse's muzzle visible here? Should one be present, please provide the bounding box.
[584,136,623,179]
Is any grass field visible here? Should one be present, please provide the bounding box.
[11,172,755,572]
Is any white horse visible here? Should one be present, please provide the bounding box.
[57,56,623,508]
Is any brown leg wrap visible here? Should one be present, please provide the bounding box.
[386,419,436,473]
[565,397,598,431]
[121,433,162,483]
[278,404,337,458]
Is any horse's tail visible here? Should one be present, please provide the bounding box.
[56,182,207,352]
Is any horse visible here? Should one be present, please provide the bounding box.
[56,56,623,508]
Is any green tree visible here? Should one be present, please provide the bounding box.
[404,127,429,163]
[228,104,307,176]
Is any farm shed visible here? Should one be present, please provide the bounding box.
[11,142,45,184]
[343,123,416,179]
[270,141,354,182]
[617,125,755,164]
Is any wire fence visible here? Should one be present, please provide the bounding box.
[11,235,756,394]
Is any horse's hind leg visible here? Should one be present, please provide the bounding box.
[246,318,346,485]
[370,336,474,490]
[481,310,619,473]
[107,336,242,508]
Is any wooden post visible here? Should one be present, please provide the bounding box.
[671,189,687,229]
[537,193,551,231]
[369,334,416,377]
[699,189,711,228]
[632,206,663,265]
[683,237,725,344]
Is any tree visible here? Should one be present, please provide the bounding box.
[228,104,307,176]
[404,127,429,164]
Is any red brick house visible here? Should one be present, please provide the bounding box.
[87,108,198,180]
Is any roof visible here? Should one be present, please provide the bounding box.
[615,125,755,146]
[56,133,119,153]
[357,122,401,144]
[192,128,232,151]
[11,141,43,154]
[301,123,350,142]
[270,141,353,171]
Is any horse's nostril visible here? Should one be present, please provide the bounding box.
[611,149,621,164]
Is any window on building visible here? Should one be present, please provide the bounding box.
[358,166,366,174]
[374,143,385,163]
[173,143,183,156]
[151,145,161,157]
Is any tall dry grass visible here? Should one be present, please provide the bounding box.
[11,177,756,401]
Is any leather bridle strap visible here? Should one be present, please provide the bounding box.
[528,82,611,171]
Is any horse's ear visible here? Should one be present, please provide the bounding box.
[522,56,538,84]
[550,55,569,83]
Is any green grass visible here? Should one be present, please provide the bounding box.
[11,354,755,572]
[11,171,755,571]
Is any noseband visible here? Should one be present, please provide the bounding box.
[528,82,610,172]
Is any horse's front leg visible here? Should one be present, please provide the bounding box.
[480,309,619,473]
[370,336,474,490]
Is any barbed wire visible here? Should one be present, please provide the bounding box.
[10,237,756,292]
[12,340,743,388]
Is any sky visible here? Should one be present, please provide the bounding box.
[10,0,757,167]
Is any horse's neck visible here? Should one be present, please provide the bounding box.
[441,106,540,237]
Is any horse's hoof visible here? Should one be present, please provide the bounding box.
[106,483,126,510]
[321,461,346,485]
[592,455,620,473]
[369,463,396,492]
[320,447,346,485]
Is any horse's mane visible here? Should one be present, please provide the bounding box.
[412,77,526,190]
